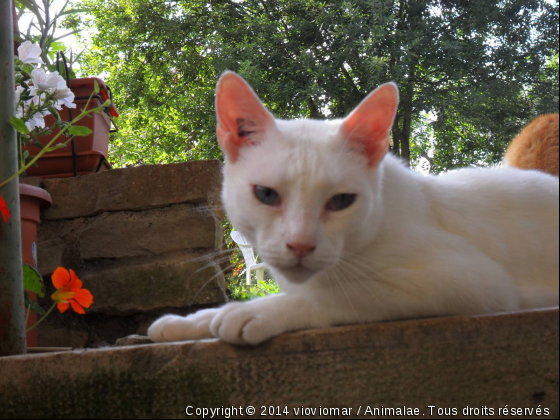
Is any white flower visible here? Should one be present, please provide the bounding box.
[25,113,45,131]
[30,68,76,109]
[31,68,59,92]
[54,87,77,110]
[25,110,49,131]
[18,41,44,65]
[53,87,72,100]
[53,77,76,109]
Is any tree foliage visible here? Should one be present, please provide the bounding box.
[77,0,559,172]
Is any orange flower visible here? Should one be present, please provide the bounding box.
[0,186,10,223]
[51,267,93,314]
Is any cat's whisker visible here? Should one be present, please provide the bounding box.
[177,205,226,215]
[333,260,397,321]
[334,263,380,324]
[188,265,234,306]
[336,258,393,300]
[169,249,236,268]
[340,253,395,281]
[332,267,361,321]
[326,267,362,323]
[338,257,430,319]
[339,255,403,296]
[192,255,236,275]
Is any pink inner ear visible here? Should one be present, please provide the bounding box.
[340,83,399,167]
[216,72,275,162]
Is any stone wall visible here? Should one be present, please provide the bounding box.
[23,160,228,348]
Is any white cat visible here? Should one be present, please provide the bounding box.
[148,72,559,345]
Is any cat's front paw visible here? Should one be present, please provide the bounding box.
[209,302,281,345]
[148,308,219,342]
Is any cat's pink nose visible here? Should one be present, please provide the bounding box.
[286,242,316,259]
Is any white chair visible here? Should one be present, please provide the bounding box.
[231,231,267,286]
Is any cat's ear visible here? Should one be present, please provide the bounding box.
[339,82,399,167]
[215,72,276,162]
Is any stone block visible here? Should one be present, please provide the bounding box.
[43,160,224,220]
[36,237,67,276]
[37,205,224,273]
[37,324,89,349]
[83,254,228,315]
[78,205,222,259]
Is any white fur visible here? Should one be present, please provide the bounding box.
[149,86,559,346]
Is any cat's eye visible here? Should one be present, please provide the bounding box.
[326,193,357,211]
[254,185,281,206]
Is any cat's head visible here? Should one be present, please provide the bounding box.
[216,72,398,285]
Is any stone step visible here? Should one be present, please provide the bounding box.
[21,160,228,348]
[1,308,557,419]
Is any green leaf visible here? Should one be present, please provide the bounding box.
[68,125,93,137]
[94,80,100,94]
[23,264,45,298]
[10,116,30,135]
[31,142,45,150]
[49,41,67,53]
[24,291,46,316]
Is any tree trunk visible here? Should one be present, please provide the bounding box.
[391,123,401,158]
[400,108,412,166]
[400,59,417,167]
[306,97,322,119]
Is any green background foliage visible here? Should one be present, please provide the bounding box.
[75,0,559,172]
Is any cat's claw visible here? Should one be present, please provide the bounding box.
[148,308,219,342]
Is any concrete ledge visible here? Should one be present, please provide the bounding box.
[1,308,558,419]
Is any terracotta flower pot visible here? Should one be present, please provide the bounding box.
[20,184,52,346]
[23,77,119,179]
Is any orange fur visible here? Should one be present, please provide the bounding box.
[504,114,559,177]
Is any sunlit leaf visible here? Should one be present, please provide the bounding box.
[68,125,93,136]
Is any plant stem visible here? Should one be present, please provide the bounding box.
[26,302,56,333]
